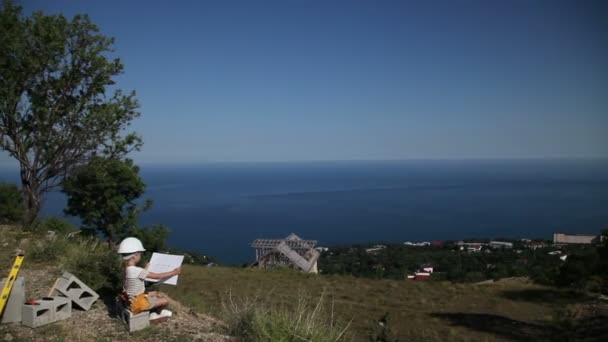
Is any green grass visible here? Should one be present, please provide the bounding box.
[2,226,602,341]
[158,265,591,341]
[221,288,351,341]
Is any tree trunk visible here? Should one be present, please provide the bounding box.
[107,234,114,248]
[22,187,41,226]
[20,165,41,226]
[106,224,114,248]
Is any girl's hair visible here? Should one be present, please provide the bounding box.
[122,252,139,261]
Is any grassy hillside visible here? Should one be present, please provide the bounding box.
[2,227,606,341]
[0,227,231,341]
[158,265,607,341]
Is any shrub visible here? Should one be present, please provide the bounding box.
[463,272,485,283]
[59,237,123,294]
[367,313,399,342]
[557,253,598,289]
[27,218,79,260]
[27,216,79,234]
[29,233,122,294]
[222,289,351,341]
[29,233,70,262]
[129,224,170,259]
[165,247,219,266]
[0,183,23,224]
[44,217,78,234]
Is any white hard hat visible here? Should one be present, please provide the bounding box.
[117,237,145,254]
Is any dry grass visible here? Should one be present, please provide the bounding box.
[220,288,352,341]
[158,265,596,341]
[3,227,603,341]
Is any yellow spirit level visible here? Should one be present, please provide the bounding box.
[0,254,24,316]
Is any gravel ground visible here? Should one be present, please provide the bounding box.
[1,266,235,341]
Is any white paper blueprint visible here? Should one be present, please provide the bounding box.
[145,252,184,285]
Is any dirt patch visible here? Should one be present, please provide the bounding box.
[1,267,235,341]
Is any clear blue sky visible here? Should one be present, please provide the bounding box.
[13,0,608,164]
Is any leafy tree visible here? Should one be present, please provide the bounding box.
[557,253,598,289]
[130,224,171,259]
[0,1,141,224]
[596,229,608,293]
[0,182,23,223]
[62,157,149,245]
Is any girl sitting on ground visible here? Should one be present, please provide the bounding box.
[118,237,181,320]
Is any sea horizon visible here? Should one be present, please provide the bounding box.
[3,156,608,170]
[2,158,608,264]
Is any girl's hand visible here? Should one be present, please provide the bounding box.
[173,267,181,276]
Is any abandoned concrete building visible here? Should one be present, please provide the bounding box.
[553,233,604,245]
[251,233,320,273]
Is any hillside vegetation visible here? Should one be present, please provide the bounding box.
[319,239,607,291]
[1,225,608,341]
[0,226,230,341]
[159,264,608,341]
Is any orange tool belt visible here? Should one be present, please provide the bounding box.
[126,293,150,314]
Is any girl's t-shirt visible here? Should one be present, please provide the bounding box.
[124,266,148,298]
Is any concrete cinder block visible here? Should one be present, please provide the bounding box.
[21,296,72,328]
[1,276,25,324]
[22,303,53,328]
[49,296,71,321]
[22,301,53,328]
[116,299,149,332]
[51,272,98,310]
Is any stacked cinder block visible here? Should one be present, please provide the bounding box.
[0,276,25,324]
[21,297,71,328]
[50,272,99,310]
[2,272,101,329]
[116,298,150,332]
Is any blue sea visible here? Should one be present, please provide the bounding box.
[2,159,608,264]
